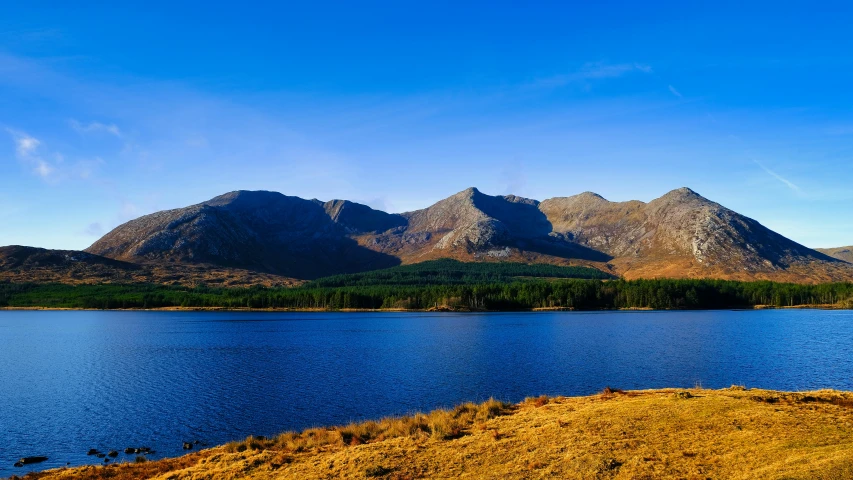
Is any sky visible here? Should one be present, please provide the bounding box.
[1,1,852,250]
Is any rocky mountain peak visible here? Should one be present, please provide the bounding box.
[653,187,710,206]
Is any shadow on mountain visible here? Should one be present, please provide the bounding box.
[473,193,612,262]
[248,236,403,280]
[510,237,613,263]
[473,193,553,238]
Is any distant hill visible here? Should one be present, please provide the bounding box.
[816,246,853,264]
[0,246,299,287]
[81,187,852,284]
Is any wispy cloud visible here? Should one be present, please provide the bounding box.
[668,85,683,98]
[74,157,106,179]
[69,119,123,138]
[6,128,108,182]
[10,130,40,156]
[754,160,801,193]
[6,128,56,179]
[528,62,653,89]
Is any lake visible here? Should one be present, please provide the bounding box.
[1,309,852,475]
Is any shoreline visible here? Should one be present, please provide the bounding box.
[16,387,853,479]
[1,304,849,312]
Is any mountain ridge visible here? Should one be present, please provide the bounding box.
[76,186,851,284]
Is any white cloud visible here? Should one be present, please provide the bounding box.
[33,159,54,178]
[69,119,123,137]
[528,62,653,89]
[754,160,801,193]
[74,157,106,179]
[8,129,40,156]
[6,128,58,180]
[668,85,683,98]
[6,128,105,181]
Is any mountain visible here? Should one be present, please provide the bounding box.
[80,187,852,283]
[364,187,609,265]
[816,246,853,264]
[538,187,847,281]
[87,191,404,279]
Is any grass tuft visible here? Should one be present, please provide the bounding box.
[601,386,625,398]
[525,395,550,407]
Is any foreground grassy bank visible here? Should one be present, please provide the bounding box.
[14,388,853,479]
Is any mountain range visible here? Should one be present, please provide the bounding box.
[2,187,851,285]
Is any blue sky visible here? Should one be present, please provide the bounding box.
[1,2,852,250]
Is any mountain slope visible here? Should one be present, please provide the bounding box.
[83,187,852,283]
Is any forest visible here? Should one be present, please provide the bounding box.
[1,259,851,311]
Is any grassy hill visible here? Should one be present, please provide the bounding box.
[20,387,853,479]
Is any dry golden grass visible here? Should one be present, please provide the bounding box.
[17,388,853,479]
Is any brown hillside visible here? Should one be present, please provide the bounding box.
[0,246,299,287]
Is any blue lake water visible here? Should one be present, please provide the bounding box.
[1,309,852,475]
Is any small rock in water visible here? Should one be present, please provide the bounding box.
[19,456,49,465]
[182,442,193,450]
[87,449,99,456]
[108,451,118,457]
[96,453,106,458]
[103,458,110,463]
[14,462,23,468]
[124,447,135,454]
